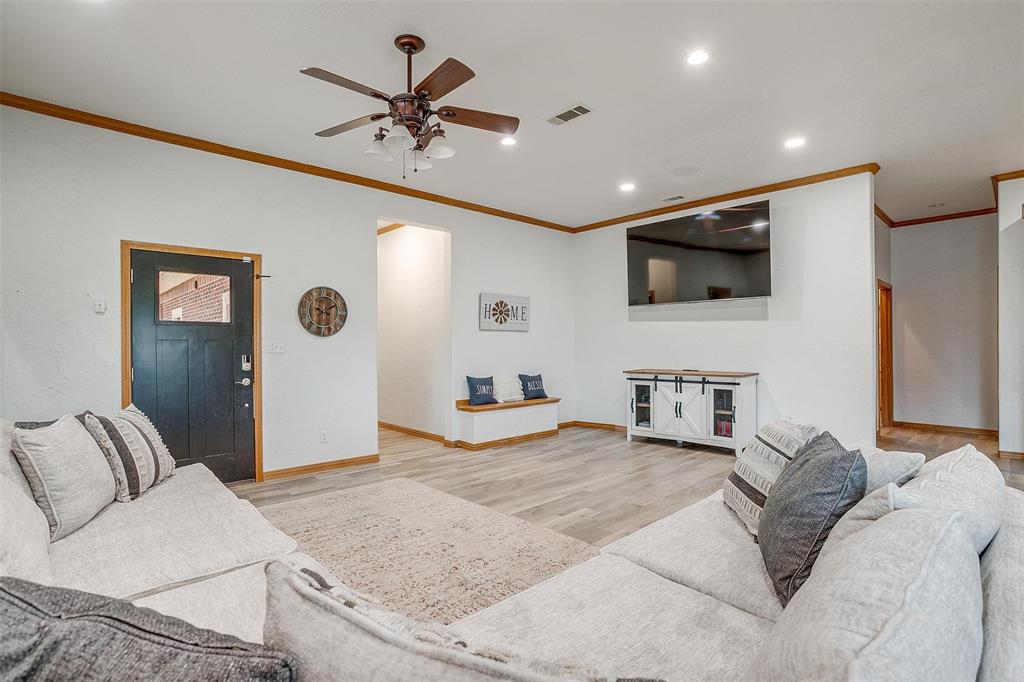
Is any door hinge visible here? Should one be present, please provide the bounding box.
[242,256,252,263]
[130,269,134,284]
[130,367,134,382]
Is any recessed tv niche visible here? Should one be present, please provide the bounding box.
[626,200,771,305]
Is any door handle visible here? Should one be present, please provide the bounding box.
[235,378,252,387]
[630,398,634,413]
[675,402,680,418]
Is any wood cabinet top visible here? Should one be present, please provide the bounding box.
[623,369,759,378]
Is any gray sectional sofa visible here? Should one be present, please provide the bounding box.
[3,417,1022,681]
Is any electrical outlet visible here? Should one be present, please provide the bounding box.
[266,341,286,354]
[319,430,328,444]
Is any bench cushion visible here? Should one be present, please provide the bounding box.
[49,464,296,599]
[603,490,782,621]
[455,554,773,682]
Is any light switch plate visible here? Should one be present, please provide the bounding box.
[93,297,107,314]
[266,341,285,354]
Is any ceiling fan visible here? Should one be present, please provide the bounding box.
[301,34,520,172]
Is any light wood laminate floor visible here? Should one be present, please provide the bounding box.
[231,425,1023,547]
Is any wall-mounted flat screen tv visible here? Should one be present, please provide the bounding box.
[627,200,771,305]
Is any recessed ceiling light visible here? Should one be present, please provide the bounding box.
[784,137,806,149]
[500,137,516,146]
[619,182,636,192]
[686,50,710,66]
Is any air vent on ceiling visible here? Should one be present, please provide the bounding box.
[662,195,687,202]
[547,104,592,125]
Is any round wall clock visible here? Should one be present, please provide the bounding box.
[298,286,348,337]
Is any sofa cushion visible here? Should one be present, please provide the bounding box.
[750,508,982,682]
[1,419,33,498]
[899,444,1005,553]
[818,482,901,559]
[723,419,819,536]
[84,410,174,502]
[758,431,867,606]
[264,559,634,682]
[0,576,295,681]
[602,490,782,621]
[456,554,773,682]
[855,443,926,492]
[0,473,53,584]
[12,415,116,540]
[134,552,332,644]
[978,487,1024,682]
[49,464,296,599]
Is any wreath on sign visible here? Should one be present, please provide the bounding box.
[491,300,511,324]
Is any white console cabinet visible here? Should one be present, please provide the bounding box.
[624,369,758,455]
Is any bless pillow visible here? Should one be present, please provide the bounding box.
[466,376,498,406]
[758,431,867,606]
[518,373,548,400]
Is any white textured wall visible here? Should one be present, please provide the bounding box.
[0,108,576,469]
[573,173,878,445]
[874,215,891,284]
[377,226,451,439]
[890,215,998,430]
[999,178,1024,453]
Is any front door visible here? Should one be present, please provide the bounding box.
[130,249,255,482]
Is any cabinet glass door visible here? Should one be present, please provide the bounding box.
[631,382,653,431]
[710,387,736,441]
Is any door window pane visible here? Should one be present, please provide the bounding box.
[158,272,231,323]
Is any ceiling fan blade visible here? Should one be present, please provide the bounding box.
[314,113,388,137]
[300,67,391,101]
[436,106,519,135]
[414,58,475,101]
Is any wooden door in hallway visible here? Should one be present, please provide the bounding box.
[878,280,894,430]
[129,248,257,482]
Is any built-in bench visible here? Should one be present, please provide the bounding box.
[454,397,561,449]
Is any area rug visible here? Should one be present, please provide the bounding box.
[258,478,598,624]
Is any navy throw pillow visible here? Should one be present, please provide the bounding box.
[466,376,498,406]
[518,374,548,400]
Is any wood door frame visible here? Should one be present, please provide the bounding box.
[877,279,894,432]
[120,240,265,481]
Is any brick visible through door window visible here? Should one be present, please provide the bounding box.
[158,272,231,323]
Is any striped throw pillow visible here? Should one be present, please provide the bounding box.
[83,407,175,502]
[723,419,818,537]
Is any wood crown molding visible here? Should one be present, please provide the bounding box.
[890,207,997,228]
[873,204,894,228]
[376,223,405,236]
[991,168,1024,204]
[0,92,572,234]
[12,90,1006,236]
[573,163,881,233]
[2,92,884,236]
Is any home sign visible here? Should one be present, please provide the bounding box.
[479,293,530,332]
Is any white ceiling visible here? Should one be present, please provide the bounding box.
[2,1,1022,227]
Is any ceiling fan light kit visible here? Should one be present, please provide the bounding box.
[302,34,518,175]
